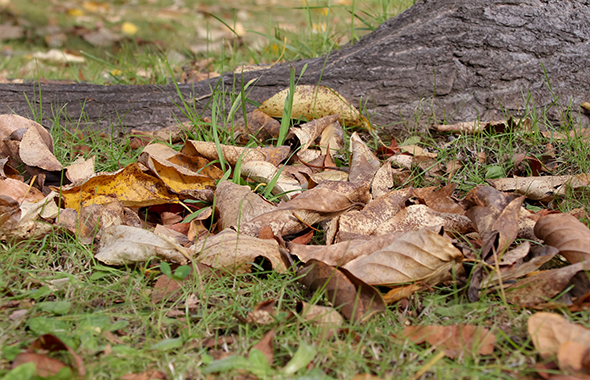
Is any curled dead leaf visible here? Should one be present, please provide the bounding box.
[534,213,590,263]
[343,229,464,286]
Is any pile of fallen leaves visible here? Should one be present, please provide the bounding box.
[1,85,590,379]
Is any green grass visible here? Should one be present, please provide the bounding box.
[2,0,590,379]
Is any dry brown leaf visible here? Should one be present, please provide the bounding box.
[413,183,464,215]
[251,329,275,366]
[0,115,54,160]
[534,213,590,263]
[335,188,413,242]
[402,324,496,359]
[505,260,590,308]
[558,341,590,374]
[434,120,507,134]
[196,229,287,274]
[65,156,95,184]
[482,244,558,290]
[528,312,590,359]
[58,163,178,212]
[21,334,86,377]
[12,353,66,378]
[464,185,524,260]
[349,132,381,184]
[296,301,344,327]
[19,125,63,171]
[246,300,276,325]
[289,233,402,266]
[240,161,302,201]
[292,114,341,155]
[371,161,394,199]
[182,140,266,165]
[215,181,276,231]
[258,85,368,128]
[488,174,590,201]
[343,229,464,286]
[234,109,282,144]
[0,177,45,203]
[383,284,424,305]
[398,144,437,159]
[241,180,370,238]
[96,225,189,265]
[297,259,385,322]
[361,204,473,241]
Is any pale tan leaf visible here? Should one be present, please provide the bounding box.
[292,114,340,155]
[488,174,590,201]
[368,204,473,240]
[182,140,266,165]
[349,132,381,184]
[65,156,95,184]
[196,229,287,274]
[434,120,507,134]
[534,213,590,263]
[215,181,277,231]
[297,301,344,327]
[528,312,590,358]
[0,177,44,203]
[343,229,464,286]
[258,85,368,127]
[371,162,394,199]
[96,225,189,265]
[240,161,302,201]
[19,126,63,171]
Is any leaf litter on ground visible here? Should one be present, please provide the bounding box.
[2,85,590,378]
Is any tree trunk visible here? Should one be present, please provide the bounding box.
[1,0,589,135]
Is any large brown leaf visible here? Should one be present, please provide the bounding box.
[289,233,402,266]
[196,229,288,274]
[297,259,385,323]
[343,229,464,286]
[335,188,413,241]
[240,180,370,238]
[534,213,590,263]
[215,181,276,230]
[348,132,380,184]
[463,185,524,260]
[402,324,496,359]
[528,312,590,359]
[504,260,590,308]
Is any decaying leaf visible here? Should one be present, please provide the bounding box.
[251,329,275,366]
[215,181,276,230]
[13,334,86,377]
[463,185,524,260]
[297,259,386,322]
[339,204,472,243]
[296,301,344,327]
[528,312,590,359]
[504,260,590,308]
[240,161,302,201]
[534,213,590,263]
[196,229,287,274]
[348,132,381,184]
[335,188,413,241]
[413,184,464,215]
[289,233,402,267]
[402,324,496,358]
[19,126,63,172]
[383,284,424,304]
[343,229,464,286]
[245,300,277,325]
[488,173,590,201]
[58,163,178,212]
[434,120,507,134]
[241,180,370,238]
[96,225,189,265]
[182,140,266,165]
[258,85,368,128]
[234,109,282,144]
[65,156,95,184]
[291,114,341,155]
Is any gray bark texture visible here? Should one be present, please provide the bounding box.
[1,0,589,135]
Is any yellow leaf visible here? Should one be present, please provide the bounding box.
[111,69,122,76]
[258,85,370,129]
[121,22,138,36]
[58,163,178,212]
[67,8,85,17]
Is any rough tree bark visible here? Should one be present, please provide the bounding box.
[1,0,589,135]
